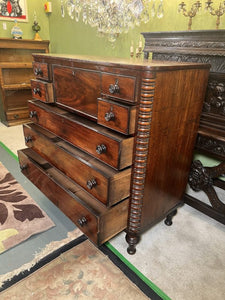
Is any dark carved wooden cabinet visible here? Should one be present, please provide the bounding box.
[142,30,225,224]
[18,54,209,253]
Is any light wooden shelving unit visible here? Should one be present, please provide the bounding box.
[0,38,49,126]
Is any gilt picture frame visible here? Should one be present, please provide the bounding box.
[0,0,28,22]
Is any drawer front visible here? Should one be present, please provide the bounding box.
[32,62,49,81]
[53,65,101,119]
[31,79,54,103]
[23,123,131,206]
[18,148,129,245]
[7,109,29,121]
[28,101,134,170]
[18,148,99,244]
[97,98,136,135]
[102,73,136,103]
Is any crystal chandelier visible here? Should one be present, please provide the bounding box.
[60,0,164,43]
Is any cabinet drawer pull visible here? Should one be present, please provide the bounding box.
[78,216,87,227]
[33,87,41,96]
[29,111,37,118]
[109,79,120,94]
[20,164,28,171]
[87,178,97,189]
[105,111,115,122]
[14,114,19,119]
[96,144,107,154]
[25,136,32,143]
[34,68,43,76]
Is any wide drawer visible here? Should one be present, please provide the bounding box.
[18,148,129,245]
[53,65,101,120]
[32,62,50,81]
[28,100,134,170]
[97,98,136,135]
[23,123,131,206]
[31,79,54,103]
[102,73,136,103]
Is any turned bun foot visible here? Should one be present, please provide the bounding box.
[125,233,140,255]
[164,209,177,226]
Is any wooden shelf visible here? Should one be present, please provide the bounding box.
[0,38,50,51]
[3,83,31,90]
[0,62,33,69]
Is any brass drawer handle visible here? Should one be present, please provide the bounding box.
[25,136,32,143]
[87,178,97,190]
[78,216,87,227]
[105,111,115,122]
[34,68,43,76]
[20,164,28,171]
[33,87,42,96]
[96,144,107,155]
[29,111,37,118]
[109,79,120,94]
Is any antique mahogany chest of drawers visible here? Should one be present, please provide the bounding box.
[18,54,209,254]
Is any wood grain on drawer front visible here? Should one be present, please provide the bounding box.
[97,98,136,135]
[18,148,129,245]
[53,65,101,119]
[32,62,49,81]
[28,100,134,170]
[7,109,29,120]
[31,79,54,103]
[23,123,131,206]
[102,73,136,102]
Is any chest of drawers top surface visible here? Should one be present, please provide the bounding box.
[32,53,210,71]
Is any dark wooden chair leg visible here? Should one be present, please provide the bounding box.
[164,209,177,226]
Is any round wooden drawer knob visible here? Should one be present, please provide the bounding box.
[78,216,87,227]
[34,68,43,76]
[86,178,97,190]
[105,111,115,122]
[96,144,107,155]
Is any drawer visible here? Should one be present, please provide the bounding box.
[18,148,129,245]
[97,98,136,135]
[23,123,131,206]
[53,65,101,120]
[31,79,54,103]
[28,100,134,170]
[32,62,49,81]
[7,109,29,121]
[102,73,136,103]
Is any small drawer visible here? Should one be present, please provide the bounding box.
[97,98,136,135]
[102,73,136,103]
[7,109,29,121]
[23,123,131,206]
[18,148,129,245]
[28,100,134,170]
[31,79,54,103]
[32,62,49,81]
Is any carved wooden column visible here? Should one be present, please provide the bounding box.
[126,72,155,255]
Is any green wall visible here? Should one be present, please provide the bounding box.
[49,0,225,58]
[0,0,50,41]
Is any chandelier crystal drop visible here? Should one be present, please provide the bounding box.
[60,0,164,43]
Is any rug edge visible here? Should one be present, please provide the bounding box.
[0,232,86,292]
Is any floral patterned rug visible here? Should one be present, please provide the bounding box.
[0,239,150,299]
[0,162,54,254]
